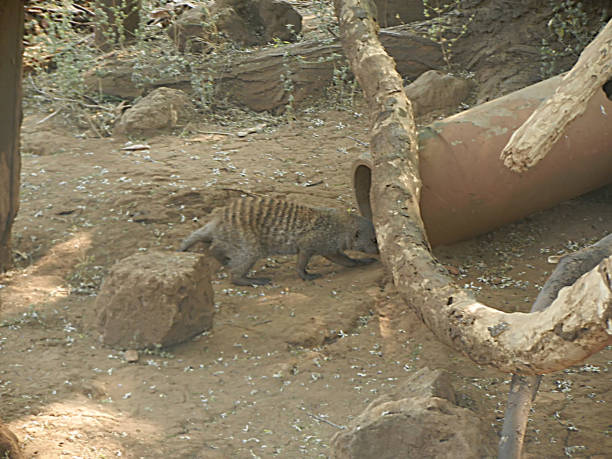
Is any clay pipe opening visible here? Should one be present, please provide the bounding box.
[352,157,373,220]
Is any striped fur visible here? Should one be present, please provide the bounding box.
[180,196,378,285]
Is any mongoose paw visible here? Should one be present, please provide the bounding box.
[232,277,271,286]
[299,272,322,281]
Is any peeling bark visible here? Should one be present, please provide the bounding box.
[501,19,612,172]
[499,233,612,459]
[333,0,612,375]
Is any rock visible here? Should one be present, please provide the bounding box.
[84,51,145,99]
[0,422,22,459]
[93,250,214,349]
[256,0,302,43]
[404,70,472,117]
[374,0,424,27]
[169,1,302,49]
[330,368,491,459]
[113,88,196,137]
[125,349,140,362]
[213,5,259,46]
[167,5,220,53]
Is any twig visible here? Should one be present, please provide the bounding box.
[36,108,62,125]
[221,188,260,198]
[28,74,114,112]
[306,412,346,430]
[197,130,233,136]
[346,135,369,146]
[304,180,324,187]
[85,114,103,138]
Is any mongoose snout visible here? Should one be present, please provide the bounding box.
[179,196,378,286]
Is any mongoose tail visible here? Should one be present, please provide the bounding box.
[178,218,219,252]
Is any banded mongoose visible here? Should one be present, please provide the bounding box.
[179,196,379,286]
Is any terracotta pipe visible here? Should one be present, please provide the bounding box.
[352,76,612,247]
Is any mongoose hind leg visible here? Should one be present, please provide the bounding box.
[209,243,230,265]
[297,249,321,281]
[227,249,271,286]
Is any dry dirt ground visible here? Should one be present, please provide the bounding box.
[1,101,611,458]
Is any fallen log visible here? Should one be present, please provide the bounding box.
[334,0,612,375]
[501,19,612,172]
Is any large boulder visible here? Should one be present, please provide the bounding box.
[404,70,472,117]
[113,87,196,137]
[0,422,22,459]
[168,0,302,50]
[93,250,214,349]
[330,368,491,459]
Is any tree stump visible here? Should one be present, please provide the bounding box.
[0,1,23,272]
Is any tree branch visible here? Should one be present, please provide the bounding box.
[500,19,612,172]
[333,0,612,375]
[499,233,612,459]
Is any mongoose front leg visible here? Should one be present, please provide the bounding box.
[325,251,377,267]
[297,249,321,281]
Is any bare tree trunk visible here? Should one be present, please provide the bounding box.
[0,1,24,273]
[333,0,612,375]
[501,19,612,172]
[94,0,141,51]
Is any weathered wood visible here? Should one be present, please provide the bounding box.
[0,1,23,272]
[333,0,612,375]
[499,233,612,459]
[501,19,612,172]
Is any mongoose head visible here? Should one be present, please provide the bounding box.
[352,215,379,254]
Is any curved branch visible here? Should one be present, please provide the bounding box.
[499,233,612,459]
[500,19,612,172]
[333,0,612,375]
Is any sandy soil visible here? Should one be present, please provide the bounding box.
[1,101,611,458]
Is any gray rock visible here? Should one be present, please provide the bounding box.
[256,0,302,43]
[113,87,196,137]
[374,0,424,27]
[330,368,490,459]
[168,1,302,49]
[404,70,472,117]
[84,51,144,99]
[93,250,214,349]
[167,5,218,53]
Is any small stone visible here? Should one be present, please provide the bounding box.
[125,349,139,362]
[404,70,472,117]
[113,88,196,137]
